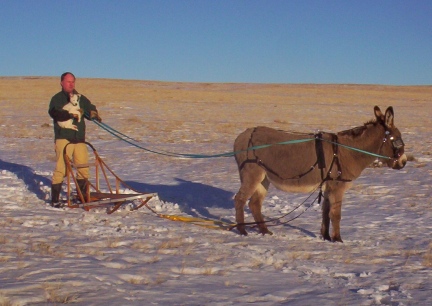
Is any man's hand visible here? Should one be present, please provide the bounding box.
[90,110,102,122]
[70,113,79,119]
[70,109,84,119]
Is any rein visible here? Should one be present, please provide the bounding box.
[92,119,315,158]
[92,119,393,161]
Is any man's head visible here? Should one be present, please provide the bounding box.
[60,72,76,94]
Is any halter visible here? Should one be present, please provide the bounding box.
[375,128,405,167]
[382,130,405,159]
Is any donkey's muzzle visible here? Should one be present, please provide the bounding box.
[392,154,407,170]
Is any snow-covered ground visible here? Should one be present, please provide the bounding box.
[0,82,431,305]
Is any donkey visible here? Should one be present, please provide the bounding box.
[233,106,406,241]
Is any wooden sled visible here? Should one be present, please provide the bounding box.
[63,142,157,214]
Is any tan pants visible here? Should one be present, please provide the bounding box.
[52,139,89,184]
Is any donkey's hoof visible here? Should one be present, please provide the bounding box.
[322,234,332,241]
[237,227,248,236]
[260,228,273,236]
[331,236,343,243]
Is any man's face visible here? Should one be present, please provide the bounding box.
[61,74,75,94]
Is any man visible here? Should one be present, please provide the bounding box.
[48,72,101,208]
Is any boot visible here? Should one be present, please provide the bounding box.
[76,179,88,203]
[51,183,62,208]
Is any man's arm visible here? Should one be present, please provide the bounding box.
[48,94,75,122]
[48,106,75,121]
[80,95,101,121]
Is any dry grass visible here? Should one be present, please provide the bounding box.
[30,242,57,256]
[130,241,154,251]
[0,77,430,162]
[43,282,79,304]
[105,238,122,248]
[120,274,152,285]
[288,251,313,261]
[0,236,7,244]
[0,296,12,306]
[157,237,191,251]
[1,77,431,148]
[423,243,432,267]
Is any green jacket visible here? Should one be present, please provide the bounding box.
[48,90,98,142]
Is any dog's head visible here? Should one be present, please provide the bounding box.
[69,92,81,106]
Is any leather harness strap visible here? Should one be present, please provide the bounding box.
[239,129,351,184]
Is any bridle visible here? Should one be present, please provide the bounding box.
[380,128,405,161]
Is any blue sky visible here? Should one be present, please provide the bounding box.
[1,0,431,85]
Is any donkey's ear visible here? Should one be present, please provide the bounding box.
[374,106,384,122]
[384,106,394,128]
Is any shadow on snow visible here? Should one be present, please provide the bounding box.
[0,159,317,238]
[125,177,235,222]
[0,159,51,201]
[126,178,317,238]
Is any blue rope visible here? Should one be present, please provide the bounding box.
[321,139,391,160]
[91,119,314,158]
[90,118,391,160]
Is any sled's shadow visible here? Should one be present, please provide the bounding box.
[126,178,235,221]
[0,159,51,201]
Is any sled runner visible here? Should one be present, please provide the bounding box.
[63,142,157,214]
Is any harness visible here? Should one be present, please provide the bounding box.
[314,132,352,203]
[232,131,346,231]
[247,129,349,185]
[245,125,407,205]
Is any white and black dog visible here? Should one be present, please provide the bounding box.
[58,91,83,131]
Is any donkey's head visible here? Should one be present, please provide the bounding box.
[374,106,407,169]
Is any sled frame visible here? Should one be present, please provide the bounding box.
[63,142,157,214]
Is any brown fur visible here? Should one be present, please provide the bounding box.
[233,106,407,241]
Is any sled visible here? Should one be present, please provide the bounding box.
[63,142,157,214]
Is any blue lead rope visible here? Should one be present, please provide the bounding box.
[91,119,314,158]
[90,119,391,160]
[321,139,391,160]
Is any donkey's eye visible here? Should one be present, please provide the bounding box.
[392,138,404,149]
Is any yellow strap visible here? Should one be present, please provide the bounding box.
[156,213,235,231]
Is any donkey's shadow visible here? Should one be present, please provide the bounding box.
[125,178,235,221]
[126,178,317,238]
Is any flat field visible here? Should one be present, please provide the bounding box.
[0,77,431,305]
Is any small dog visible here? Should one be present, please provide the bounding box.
[58,92,83,131]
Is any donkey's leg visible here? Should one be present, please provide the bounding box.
[248,177,272,235]
[234,165,266,236]
[330,199,343,242]
[327,183,348,243]
[320,190,331,241]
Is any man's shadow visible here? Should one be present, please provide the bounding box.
[0,159,51,200]
[125,178,235,222]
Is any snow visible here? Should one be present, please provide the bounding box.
[1,101,431,305]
